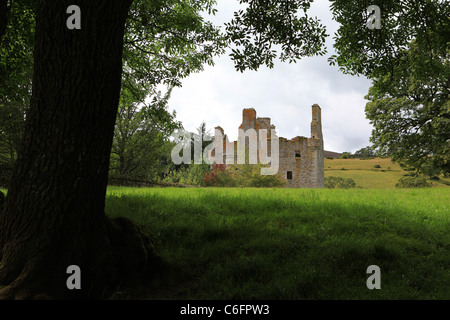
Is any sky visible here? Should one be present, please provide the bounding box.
[167,1,374,153]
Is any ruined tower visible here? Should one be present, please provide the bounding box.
[305,104,324,188]
[212,105,325,188]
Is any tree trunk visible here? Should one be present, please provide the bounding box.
[0,0,157,299]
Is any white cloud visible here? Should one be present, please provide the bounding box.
[168,1,374,153]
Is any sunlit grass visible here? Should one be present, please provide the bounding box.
[324,158,450,188]
[106,186,450,299]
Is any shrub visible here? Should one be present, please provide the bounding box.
[203,163,286,188]
[395,176,431,188]
[163,162,211,186]
[360,157,375,160]
[340,152,351,159]
[227,164,285,188]
[247,171,286,188]
[374,164,381,168]
[403,172,416,177]
[203,164,235,187]
[325,176,357,189]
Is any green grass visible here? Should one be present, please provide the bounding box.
[106,187,450,300]
[325,157,450,188]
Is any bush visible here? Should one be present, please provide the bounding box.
[203,163,286,188]
[246,170,286,188]
[403,172,416,177]
[340,152,351,159]
[226,164,285,188]
[325,176,357,189]
[360,157,375,160]
[374,164,381,168]
[163,163,211,186]
[395,176,431,188]
[203,164,236,187]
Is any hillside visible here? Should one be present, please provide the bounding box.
[324,150,342,159]
[324,157,450,189]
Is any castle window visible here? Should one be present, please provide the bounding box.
[287,171,293,180]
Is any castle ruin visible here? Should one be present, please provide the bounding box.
[214,104,324,188]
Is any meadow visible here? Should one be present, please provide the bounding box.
[1,158,449,300]
[106,186,450,300]
[325,157,450,189]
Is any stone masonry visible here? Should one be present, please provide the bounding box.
[214,104,325,188]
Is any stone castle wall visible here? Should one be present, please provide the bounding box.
[215,105,324,188]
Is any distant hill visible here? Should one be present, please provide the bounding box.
[324,150,342,159]
[324,157,450,188]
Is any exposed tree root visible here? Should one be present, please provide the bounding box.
[0,215,160,300]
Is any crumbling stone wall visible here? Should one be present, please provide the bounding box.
[215,104,324,188]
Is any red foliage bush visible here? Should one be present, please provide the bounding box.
[203,164,226,186]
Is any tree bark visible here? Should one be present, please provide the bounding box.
[0,0,157,299]
[0,191,4,211]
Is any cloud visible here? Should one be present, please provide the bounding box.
[168,1,374,154]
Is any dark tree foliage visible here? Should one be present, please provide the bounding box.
[110,87,181,181]
[226,0,328,71]
[329,0,448,78]
[0,0,8,42]
[330,0,449,174]
[0,0,34,104]
[365,41,449,174]
[353,146,377,159]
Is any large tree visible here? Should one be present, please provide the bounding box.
[365,41,449,174]
[109,87,180,181]
[0,0,142,299]
[0,0,327,299]
[329,0,449,174]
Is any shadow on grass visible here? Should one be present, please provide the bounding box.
[105,190,450,300]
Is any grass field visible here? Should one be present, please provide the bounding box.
[106,186,450,300]
[1,159,449,300]
[325,157,450,189]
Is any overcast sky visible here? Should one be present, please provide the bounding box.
[167,0,373,153]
